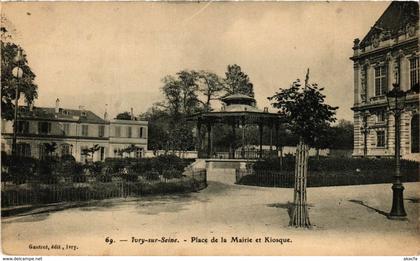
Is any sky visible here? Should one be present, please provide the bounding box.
[2,1,390,121]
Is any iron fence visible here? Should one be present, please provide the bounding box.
[198,149,277,159]
[1,170,207,208]
[235,169,419,188]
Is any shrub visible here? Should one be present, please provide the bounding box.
[243,157,419,188]
[1,155,38,183]
[122,174,138,182]
[86,161,105,176]
[253,157,294,171]
[104,158,127,173]
[103,155,191,174]
[1,169,12,183]
[72,162,85,176]
[56,155,78,176]
[162,169,183,180]
[97,175,112,183]
[141,170,160,181]
[253,157,419,173]
[61,154,76,162]
[37,157,59,184]
[130,159,153,174]
[72,175,87,183]
[153,154,188,174]
[103,155,191,176]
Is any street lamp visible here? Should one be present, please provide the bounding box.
[386,84,407,220]
[11,47,24,156]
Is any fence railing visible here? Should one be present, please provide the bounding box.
[198,149,278,159]
[235,169,419,188]
[1,170,207,208]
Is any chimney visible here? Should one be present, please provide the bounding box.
[104,104,108,121]
[130,107,134,120]
[78,105,86,117]
[55,98,60,113]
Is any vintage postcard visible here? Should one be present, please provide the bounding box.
[1,1,419,257]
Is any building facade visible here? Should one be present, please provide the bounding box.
[1,99,148,162]
[351,2,419,159]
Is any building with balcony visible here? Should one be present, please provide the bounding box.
[1,99,148,162]
[350,2,419,159]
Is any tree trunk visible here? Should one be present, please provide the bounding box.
[290,139,311,228]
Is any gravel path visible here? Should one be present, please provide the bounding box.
[2,177,419,256]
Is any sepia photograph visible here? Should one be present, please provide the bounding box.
[0,0,419,257]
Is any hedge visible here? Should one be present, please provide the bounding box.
[1,176,207,208]
[253,157,419,173]
[239,157,420,188]
[1,154,193,184]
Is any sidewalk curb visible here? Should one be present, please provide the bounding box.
[1,201,91,218]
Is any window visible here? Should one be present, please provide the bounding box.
[139,127,143,138]
[115,126,121,137]
[361,65,368,102]
[410,57,419,90]
[374,66,387,96]
[63,123,70,135]
[127,126,132,138]
[136,148,143,158]
[376,131,386,147]
[17,121,29,134]
[98,125,105,137]
[376,111,386,123]
[82,125,89,136]
[38,144,47,159]
[16,143,31,157]
[80,146,88,162]
[61,143,71,156]
[100,147,105,161]
[38,122,51,134]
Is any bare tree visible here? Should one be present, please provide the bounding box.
[197,71,225,111]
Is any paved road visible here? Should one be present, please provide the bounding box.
[2,175,419,255]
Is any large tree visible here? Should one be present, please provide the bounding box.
[153,66,254,153]
[197,71,225,112]
[161,75,182,120]
[312,122,333,159]
[224,64,254,97]
[161,70,201,117]
[177,70,200,116]
[269,71,338,228]
[115,111,132,120]
[159,71,202,152]
[139,104,171,152]
[1,26,38,120]
[329,120,354,150]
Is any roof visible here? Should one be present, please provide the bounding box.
[221,94,256,102]
[110,119,148,125]
[222,104,262,113]
[186,108,281,124]
[359,2,419,47]
[18,106,107,124]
